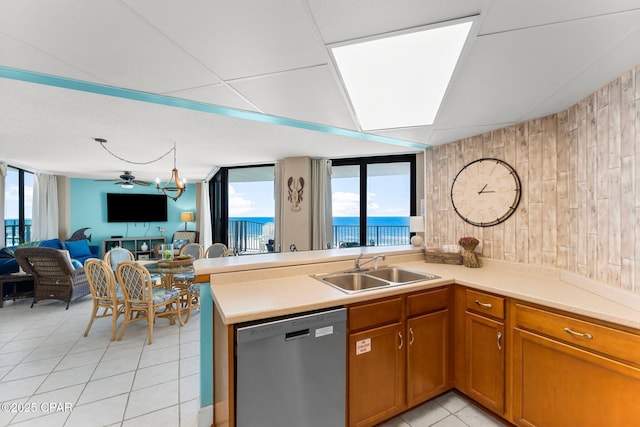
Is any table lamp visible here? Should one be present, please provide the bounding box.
[409,216,425,247]
[180,212,195,231]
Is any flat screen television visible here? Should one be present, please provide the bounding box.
[106,193,167,223]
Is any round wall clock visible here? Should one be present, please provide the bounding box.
[450,158,521,227]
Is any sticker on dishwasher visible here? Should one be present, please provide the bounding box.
[355,338,371,355]
[315,326,334,338]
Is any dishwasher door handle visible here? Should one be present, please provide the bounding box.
[285,328,310,341]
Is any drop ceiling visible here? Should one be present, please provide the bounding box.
[1,0,639,182]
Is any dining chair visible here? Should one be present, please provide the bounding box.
[205,243,232,258]
[115,261,183,344]
[104,247,134,270]
[179,243,203,259]
[174,243,203,286]
[174,243,203,323]
[83,258,124,341]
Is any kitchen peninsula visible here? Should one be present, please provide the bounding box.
[195,246,640,427]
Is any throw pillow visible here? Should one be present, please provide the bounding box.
[58,249,77,271]
[173,239,189,250]
[64,239,92,258]
[38,238,63,249]
[0,247,15,258]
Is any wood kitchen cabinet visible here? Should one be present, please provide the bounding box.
[464,289,505,415]
[512,302,640,426]
[348,296,405,427]
[347,288,450,427]
[406,288,450,406]
[348,322,405,426]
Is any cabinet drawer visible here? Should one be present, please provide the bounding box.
[515,303,640,365]
[407,287,449,317]
[465,289,504,319]
[349,297,403,332]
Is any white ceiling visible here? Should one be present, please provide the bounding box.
[1,0,639,183]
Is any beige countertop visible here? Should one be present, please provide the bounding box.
[196,247,640,330]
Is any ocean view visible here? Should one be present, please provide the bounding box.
[230,216,409,226]
[229,216,411,252]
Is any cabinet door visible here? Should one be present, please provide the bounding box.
[407,309,449,406]
[513,328,640,427]
[349,322,405,427]
[465,311,505,414]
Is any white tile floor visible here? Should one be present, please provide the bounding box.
[0,296,200,427]
[380,391,509,427]
[1,295,509,427]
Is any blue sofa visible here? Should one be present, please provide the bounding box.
[0,238,99,276]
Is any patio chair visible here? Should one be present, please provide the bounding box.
[14,247,90,309]
[115,261,183,344]
[83,258,124,340]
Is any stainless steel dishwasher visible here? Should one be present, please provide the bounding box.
[235,307,347,427]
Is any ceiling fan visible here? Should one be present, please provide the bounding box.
[97,171,152,188]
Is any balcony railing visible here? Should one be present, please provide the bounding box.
[228,219,271,254]
[227,219,410,254]
[4,220,32,247]
[334,225,410,248]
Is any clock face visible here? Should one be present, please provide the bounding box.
[450,158,521,227]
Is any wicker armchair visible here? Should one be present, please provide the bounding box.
[14,247,90,309]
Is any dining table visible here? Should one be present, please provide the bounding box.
[139,259,195,289]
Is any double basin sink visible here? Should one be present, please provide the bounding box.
[312,266,440,294]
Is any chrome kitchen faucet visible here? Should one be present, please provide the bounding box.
[354,254,386,271]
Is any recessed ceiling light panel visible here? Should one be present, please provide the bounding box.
[331,20,473,131]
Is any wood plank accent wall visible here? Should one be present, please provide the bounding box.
[425,65,639,294]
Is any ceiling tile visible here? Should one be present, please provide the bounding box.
[124,0,329,80]
[480,0,640,35]
[230,65,357,130]
[435,10,640,130]
[0,32,103,83]
[0,0,220,93]
[307,0,483,43]
[524,24,640,121]
[164,84,261,113]
[370,127,433,146]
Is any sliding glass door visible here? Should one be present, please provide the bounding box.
[4,166,33,246]
[209,165,275,255]
[331,155,416,248]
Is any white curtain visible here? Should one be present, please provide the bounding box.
[31,173,59,240]
[311,159,333,250]
[274,160,284,252]
[199,167,218,250]
[0,163,6,249]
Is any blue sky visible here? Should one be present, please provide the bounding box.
[229,181,275,217]
[4,170,33,219]
[228,174,410,218]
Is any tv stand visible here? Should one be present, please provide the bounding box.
[102,236,166,260]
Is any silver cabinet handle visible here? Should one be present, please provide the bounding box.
[564,327,593,340]
[398,331,403,349]
[475,300,493,308]
[409,327,415,345]
[497,331,502,350]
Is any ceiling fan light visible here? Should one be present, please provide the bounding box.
[121,182,134,189]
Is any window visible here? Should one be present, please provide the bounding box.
[331,155,416,248]
[209,165,275,255]
[4,166,34,246]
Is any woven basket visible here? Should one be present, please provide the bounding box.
[424,250,463,265]
[157,257,194,268]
